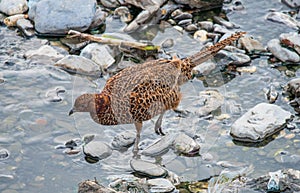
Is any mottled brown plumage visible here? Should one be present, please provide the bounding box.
[69,32,246,152]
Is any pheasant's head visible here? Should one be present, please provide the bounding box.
[69,93,95,115]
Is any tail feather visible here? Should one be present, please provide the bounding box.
[188,32,246,68]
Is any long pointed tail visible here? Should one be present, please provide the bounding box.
[188,32,246,68]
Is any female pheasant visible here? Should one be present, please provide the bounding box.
[69,32,246,152]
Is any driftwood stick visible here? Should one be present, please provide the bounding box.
[67,30,155,50]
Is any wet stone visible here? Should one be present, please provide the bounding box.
[239,36,266,53]
[83,141,112,161]
[113,6,132,23]
[0,149,9,160]
[230,103,292,142]
[3,14,27,27]
[185,24,198,32]
[54,55,102,77]
[141,134,175,157]
[213,16,237,29]
[147,178,175,193]
[80,43,115,70]
[198,21,214,32]
[88,7,107,31]
[192,61,216,76]
[16,18,35,38]
[284,78,300,98]
[33,0,96,35]
[0,0,28,16]
[193,30,208,42]
[130,159,167,178]
[266,11,300,30]
[215,50,251,66]
[173,133,200,156]
[45,86,65,103]
[197,90,224,117]
[24,45,68,62]
[267,39,300,63]
[174,0,223,9]
[279,32,300,55]
[111,131,136,150]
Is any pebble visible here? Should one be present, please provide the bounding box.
[230,103,292,142]
[264,85,278,103]
[16,18,35,37]
[32,0,96,34]
[267,39,300,63]
[0,0,28,16]
[174,0,223,9]
[54,55,102,78]
[161,38,174,49]
[148,178,175,193]
[3,14,27,27]
[0,148,9,160]
[173,12,193,21]
[83,141,112,161]
[193,30,208,42]
[141,134,174,157]
[130,159,167,178]
[279,32,300,55]
[80,43,115,70]
[284,78,300,98]
[178,19,192,27]
[185,24,198,32]
[113,6,132,23]
[236,66,257,73]
[239,36,266,53]
[198,21,214,32]
[111,131,136,150]
[100,0,120,8]
[266,11,300,29]
[213,16,237,29]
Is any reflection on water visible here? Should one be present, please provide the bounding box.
[0,1,300,192]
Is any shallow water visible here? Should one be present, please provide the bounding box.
[0,1,300,192]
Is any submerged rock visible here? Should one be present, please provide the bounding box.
[284,78,300,113]
[282,0,300,8]
[130,159,168,178]
[24,45,67,63]
[267,39,300,63]
[0,149,9,160]
[16,18,35,37]
[230,103,292,142]
[148,178,175,193]
[33,0,96,34]
[197,89,224,117]
[0,0,28,16]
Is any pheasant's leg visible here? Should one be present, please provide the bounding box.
[154,112,165,136]
[133,122,143,157]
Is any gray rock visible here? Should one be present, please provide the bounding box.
[33,0,96,34]
[111,131,136,150]
[197,89,224,117]
[267,39,300,63]
[147,178,175,193]
[24,45,67,62]
[173,133,200,155]
[54,55,102,77]
[83,141,112,160]
[215,49,251,66]
[192,61,216,76]
[213,16,238,29]
[284,78,300,98]
[130,159,167,178]
[279,32,300,55]
[80,43,115,70]
[282,0,300,8]
[266,11,300,30]
[100,0,120,8]
[198,21,214,32]
[230,103,292,142]
[0,0,28,16]
[239,36,266,53]
[16,18,35,37]
[141,134,175,156]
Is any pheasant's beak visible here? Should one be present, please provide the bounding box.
[69,109,74,116]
